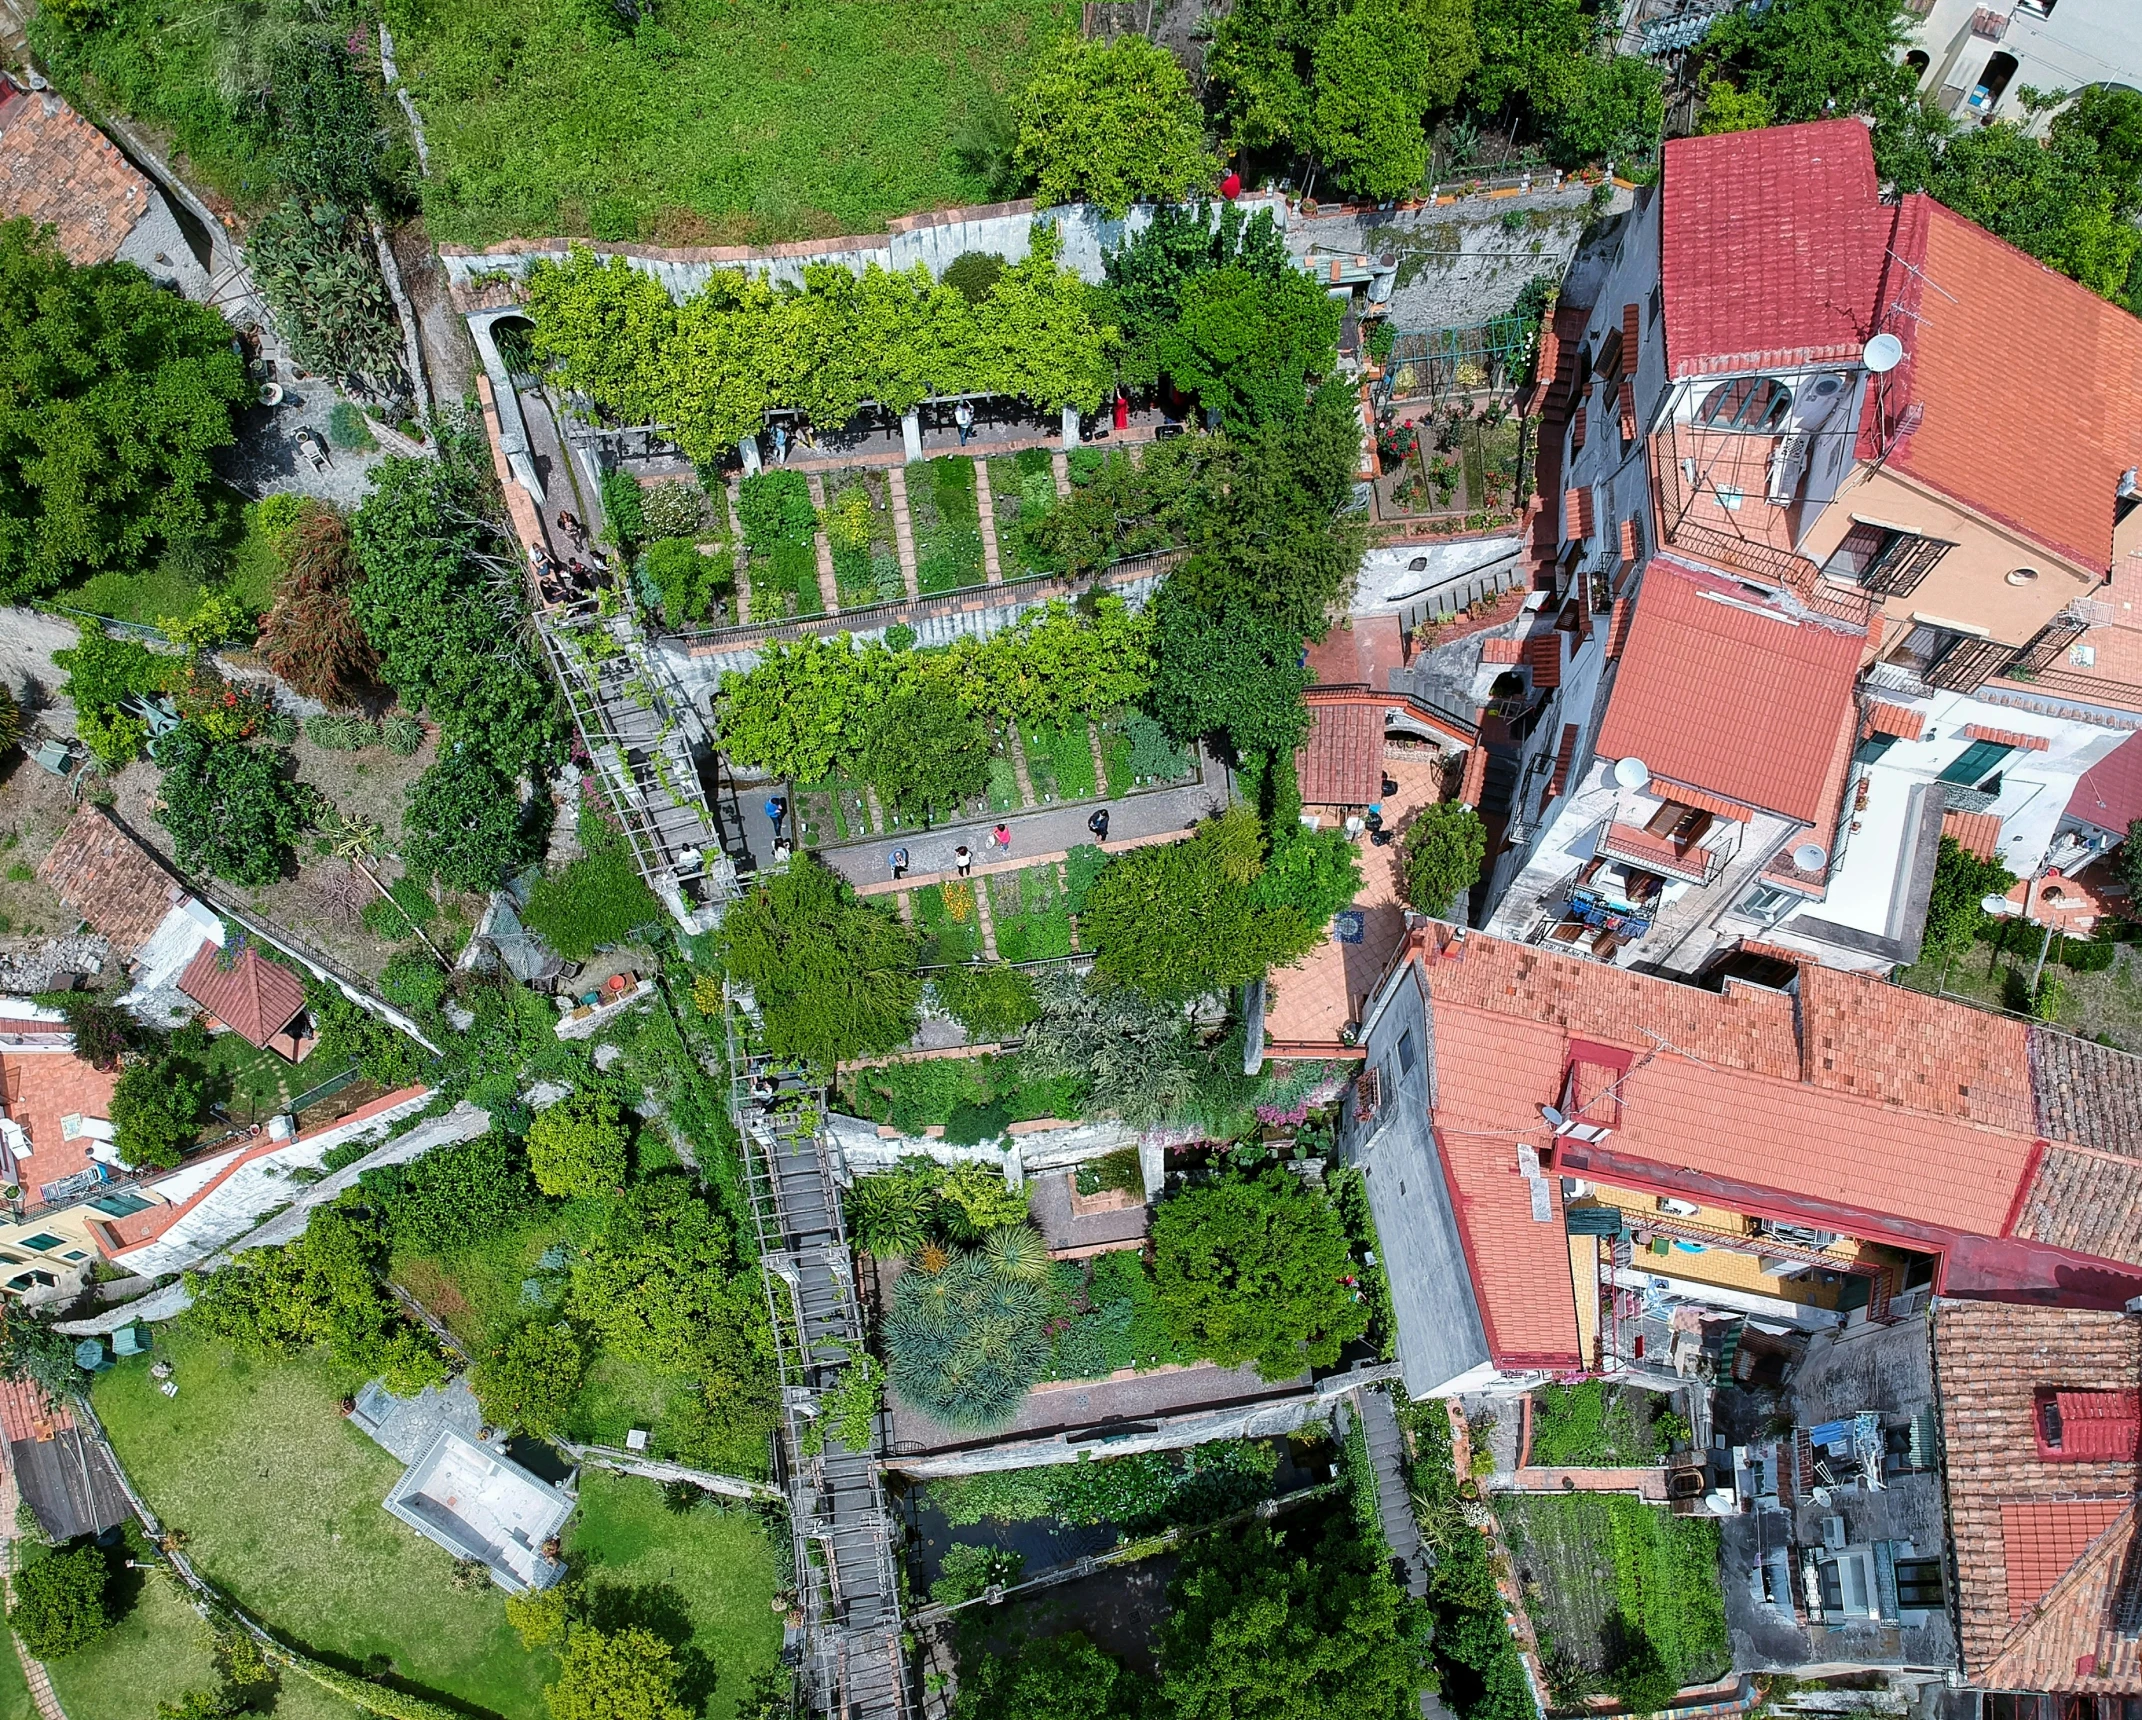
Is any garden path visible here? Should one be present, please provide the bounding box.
[1489,1466,1670,1501]
[973,457,1003,584]
[1355,1387,1429,1598]
[886,466,921,599]
[806,472,840,616]
[1026,1170,1148,1254]
[820,752,1228,890]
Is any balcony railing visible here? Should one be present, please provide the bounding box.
[1597,819,1730,884]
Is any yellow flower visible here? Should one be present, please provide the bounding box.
[944,881,975,924]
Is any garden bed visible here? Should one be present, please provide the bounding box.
[838,1050,1077,1134]
[912,880,983,965]
[987,863,1073,962]
[1497,1494,1730,1704]
[986,448,1062,578]
[1376,405,1527,529]
[1018,718,1100,805]
[908,457,986,595]
[822,469,903,607]
[1527,1381,1686,1468]
[638,480,736,631]
[985,727,1024,815]
[793,774,876,849]
[738,470,823,622]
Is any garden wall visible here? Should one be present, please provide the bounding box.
[888,1361,1399,1477]
[827,1111,1142,1190]
[441,194,1293,296]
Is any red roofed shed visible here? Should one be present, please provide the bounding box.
[177,943,313,1062]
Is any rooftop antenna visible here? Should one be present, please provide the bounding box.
[1882,246,1961,306]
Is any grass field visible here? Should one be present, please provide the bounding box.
[564,1473,785,1720]
[1497,1494,1729,1692]
[388,0,1075,246]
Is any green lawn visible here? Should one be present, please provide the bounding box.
[565,1473,784,1720]
[389,0,1074,246]
[0,1619,36,1720]
[43,1558,348,1720]
[912,882,983,966]
[90,1333,552,1720]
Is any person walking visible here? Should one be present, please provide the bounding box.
[764,796,786,832]
[953,845,973,876]
[991,823,1011,853]
[889,847,909,880]
[771,423,789,464]
[1087,807,1110,842]
[954,400,975,446]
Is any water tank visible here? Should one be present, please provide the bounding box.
[267,1113,298,1143]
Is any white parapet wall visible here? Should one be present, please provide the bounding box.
[826,1112,1141,1191]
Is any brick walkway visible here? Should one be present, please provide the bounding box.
[1490,1465,1670,1501]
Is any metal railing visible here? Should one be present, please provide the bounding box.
[1597,818,1731,885]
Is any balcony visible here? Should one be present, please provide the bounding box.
[1598,819,1729,884]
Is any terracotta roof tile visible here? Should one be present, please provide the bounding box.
[1481,636,1526,664]
[2029,1032,2142,1160]
[2066,731,2142,836]
[1647,776,1753,823]
[1966,724,2050,752]
[1795,961,2035,1130]
[1524,631,1562,690]
[1660,121,1894,379]
[1595,557,1865,823]
[1605,599,1635,659]
[1933,1303,2142,1682]
[2003,1500,2130,1619]
[2,1050,122,1205]
[176,942,306,1049]
[1943,810,2004,862]
[1980,1507,2142,1692]
[1572,405,1587,451]
[1863,199,2142,578]
[1304,615,1405,690]
[0,1378,73,1444]
[0,82,151,266]
[2010,1141,2142,1268]
[1866,701,1926,741]
[1458,744,1489,809]
[38,807,184,960]
[1547,723,1581,800]
[1296,702,1382,808]
[1565,486,1594,542]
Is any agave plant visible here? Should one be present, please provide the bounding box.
[885,1250,1049,1430]
[982,1223,1051,1284]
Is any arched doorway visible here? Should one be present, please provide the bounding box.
[1973,51,2019,117]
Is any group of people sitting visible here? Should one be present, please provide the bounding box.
[532,510,608,607]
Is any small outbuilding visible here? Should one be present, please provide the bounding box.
[383,1429,573,1593]
[177,941,313,1062]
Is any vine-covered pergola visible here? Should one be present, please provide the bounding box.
[1376,313,1541,411]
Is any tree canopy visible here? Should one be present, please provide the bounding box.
[1151,1169,1370,1380]
[546,1626,691,1720]
[0,219,250,601]
[1401,803,1487,916]
[715,855,921,1069]
[1144,582,1314,761]
[1012,35,1217,217]
[1157,265,1343,431]
[526,1088,631,1196]
[952,1631,1140,1720]
[153,722,315,887]
[8,1545,113,1661]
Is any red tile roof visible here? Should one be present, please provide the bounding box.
[1934,1303,2142,1686]
[1594,557,1866,824]
[1,1050,121,1206]
[0,80,151,266]
[1481,636,1526,665]
[1605,599,1635,659]
[1524,631,1562,690]
[2066,731,2142,835]
[1862,197,2142,578]
[1866,701,1926,742]
[1458,744,1489,809]
[1647,776,1754,823]
[1660,120,1894,380]
[0,1378,73,1444]
[1944,810,2004,862]
[1295,702,1382,808]
[38,807,186,961]
[176,942,307,1049]
[2003,1501,2130,1620]
[1546,723,1581,800]
[1966,724,2050,753]
[2050,1391,2141,1463]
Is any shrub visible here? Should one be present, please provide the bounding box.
[325,400,378,451]
[931,1541,1022,1605]
[1011,35,1216,216]
[258,503,378,708]
[305,713,380,751]
[884,1248,1049,1430]
[8,1544,111,1659]
[153,723,314,887]
[1152,1170,1369,1379]
[639,480,709,540]
[524,811,664,960]
[1401,803,1487,917]
[942,251,1007,305]
[382,714,424,755]
[378,948,449,1016]
[546,1625,691,1720]
[1925,836,2017,960]
[401,749,538,895]
[936,1163,1032,1239]
[56,994,135,1072]
[360,1135,536,1252]
[737,469,816,551]
[931,962,1040,1041]
[507,1585,576,1650]
[599,468,647,552]
[526,1089,630,1197]
[641,536,727,626]
[474,1320,586,1437]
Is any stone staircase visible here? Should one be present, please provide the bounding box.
[1358,1387,1430,1599]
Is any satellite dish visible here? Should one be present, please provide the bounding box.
[1980,894,2014,916]
[1793,842,1828,872]
[1539,1104,1568,1129]
[1863,333,1905,374]
[1613,756,1651,790]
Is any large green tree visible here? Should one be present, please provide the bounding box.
[1013,35,1218,216]
[1103,203,1294,392]
[0,219,250,601]
[400,747,537,894]
[110,1055,205,1171]
[1150,1169,1369,1379]
[1702,0,1915,128]
[546,1626,691,1720]
[953,1631,1140,1720]
[526,1088,631,1197]
[1309,0,1478,197]
[1077,808,1322,1002]
[1144,582,1314,761]
[858,681,991,821]
[8,1546,113,1660]
[716,855,921,1068]
[1157,266,1344,431]
[153,723,315,887]
[1157,1521,1430,1719]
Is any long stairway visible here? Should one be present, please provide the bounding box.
[536,594,736,931]
[1358,1387,1430,1599]
[734,1055,909,1720]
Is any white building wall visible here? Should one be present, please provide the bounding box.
[1910,0,2142,128]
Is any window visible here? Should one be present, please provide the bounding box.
[1822,521,1955,597]
[1854,732,1899,765]
[1697,377,1790,430]
[1736,883,1800,927]
[60,1251,86,1264]
[1895,1557,1945,1609]
[1937,738,2013,788]
[1397,1027,1419,1077]
[19,1234,64,1253]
